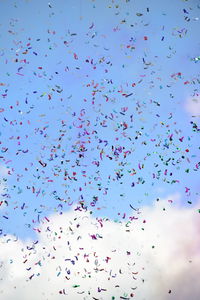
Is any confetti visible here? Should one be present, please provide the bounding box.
[0,0,199,299]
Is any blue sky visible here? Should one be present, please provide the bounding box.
[0,0,200,240]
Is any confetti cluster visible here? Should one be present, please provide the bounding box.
[0,0,200,298]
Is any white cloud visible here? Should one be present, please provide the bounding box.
[185,96,200,117]
[0,165,9,178]
[0,196,200,300]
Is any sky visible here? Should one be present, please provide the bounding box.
[0,0,200,299]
